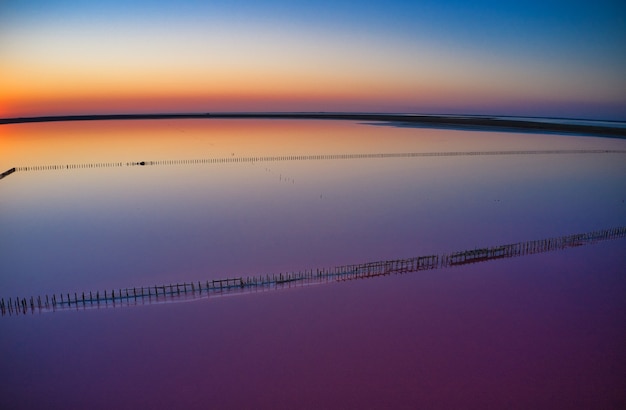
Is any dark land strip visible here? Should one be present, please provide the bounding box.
[1,113,625,138]
[0,168,16,180]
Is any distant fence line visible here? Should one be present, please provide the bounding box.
[3,226,624,317]
[10,149,626,173]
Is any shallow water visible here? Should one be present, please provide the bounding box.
[1,119,625,408]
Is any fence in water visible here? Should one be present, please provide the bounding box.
[6,149,626,174]
[2,226,625,317]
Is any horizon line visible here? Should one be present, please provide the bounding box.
[1,112,625,138]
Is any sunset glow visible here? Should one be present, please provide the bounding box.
[2,0,625,120]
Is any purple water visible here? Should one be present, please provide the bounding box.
[1,119,625,408]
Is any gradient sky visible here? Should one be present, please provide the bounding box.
[1,0,625,120]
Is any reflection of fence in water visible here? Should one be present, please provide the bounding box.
[3,226,625,317]
[9,149,626,173]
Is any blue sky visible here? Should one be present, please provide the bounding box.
[2,0,625,119]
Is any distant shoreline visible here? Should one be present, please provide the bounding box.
[1,112,625,138]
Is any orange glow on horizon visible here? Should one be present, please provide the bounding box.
[2,82,552,119]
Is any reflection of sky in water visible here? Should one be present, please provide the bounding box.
[1,120,624,295]
[3,119,626,167]
[1,120,625,408]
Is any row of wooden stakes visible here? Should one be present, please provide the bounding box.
[2,226,625,317]
[12,149,626,174]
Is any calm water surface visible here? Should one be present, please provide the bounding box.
[1,119,625,408]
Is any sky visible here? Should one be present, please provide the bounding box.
[1,0,625,120]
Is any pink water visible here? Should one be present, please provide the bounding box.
[1,119,625,408]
